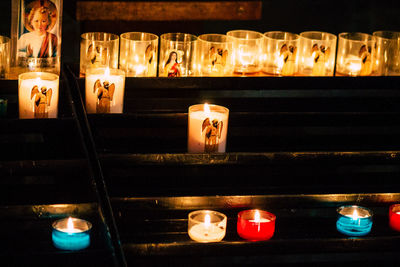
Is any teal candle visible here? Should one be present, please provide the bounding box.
[52,217,92,250]
[336,205,373,237]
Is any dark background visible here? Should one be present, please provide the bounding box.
[0,0,399,65]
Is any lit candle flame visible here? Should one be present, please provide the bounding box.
[349,62,361,76]
[204,214,211,228]
[35,77,42,90]
[254,210,261,223]
[28,61,35,71]
[104,67,110,79]
[67,217,74,232]
[352,209,359,220]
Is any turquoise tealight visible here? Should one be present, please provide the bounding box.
[336,205,373,237]
[52,217,92,251]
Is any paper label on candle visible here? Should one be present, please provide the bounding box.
[164,50,183,77]
[202,117,223,153]
[19,77,59,119]
[16,0,61,70]
[359,45,372,76]
[85,71,125,114]
[311,44,330,76]
[93,79,115,113]
[86,44,109,68]
[280,44,297,76]
[208,47,228,75]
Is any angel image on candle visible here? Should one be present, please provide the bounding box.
[359,45,372,76]
[311,44,330,76]
[202,117,223,152]
[145,44,154,65]
[280,44,297,76]
[31,85,52,118]
[210,46,228,73]
[164,51,181,77]
[17,0,58,59]
[87,44,108,67]
[93,79,115,113]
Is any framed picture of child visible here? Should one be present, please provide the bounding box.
[11,0,62,74]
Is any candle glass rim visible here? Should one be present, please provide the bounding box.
[373,31,400,41]
[85,67,125,76]
[300,31,337,41]
[120,32,159,42]
[188,103,229,114]
[52,217,92,233]
[160,32,197,43]
[227,30,264,40]
[338,32,375,43]
[81,32,119,42]
[336,205,373,218]
[18,71,59,81]
[0,35,10,45]
[264,31,300,41]
[238,209,276,222]
[198,34,231,44]
[389,204,400,213]
[188,210,227,224]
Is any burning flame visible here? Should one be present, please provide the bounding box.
[67,217,74,232]
[352,209,359,220]
[348,62,361,76]
[104,67,110,78]
[254,210,261,223]
[204,214,211,228]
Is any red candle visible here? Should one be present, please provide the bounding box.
[237,209,276,241]
[389,204,400,231]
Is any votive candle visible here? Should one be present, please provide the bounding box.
[188,210,227,243]
[52,217,92,251]
[237,209,276,241]
[336,205,373,237]
[389,204,400,231]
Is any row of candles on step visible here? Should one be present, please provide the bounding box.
[52,204,400,251]
[78,30,400,77]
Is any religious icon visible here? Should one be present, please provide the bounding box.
[280,44,297,76]
[31,85,52,118]
[145,44,154,65]
[359,45,372,76]
[164,51,181,77]
[14,0,61,71]
[311,44,330,76]
[87,44,108,66]
[93,79,115,113]
[202,117,223,153]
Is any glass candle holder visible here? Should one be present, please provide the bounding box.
[159,33,197,77]
[0,98,7,117]
[52,217,92,251]
[80,32,119,77]
[336,32,376,76]
[373,31,400,76]
[12,0,63,75]
[298,31,337,76]
[188,103,229,153]
[389,204,400,231]
[119,32,158,77]
[263,31,300,76]
[196,34,234,76]
[336,205,373,237]
[237,209,276,241]
[227,30,264,74]
[188,210,227,243]
[18,72,59,119]
[85,67,125,114]
[0,36,10,78]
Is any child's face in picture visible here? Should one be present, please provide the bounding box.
[32,11,49,35]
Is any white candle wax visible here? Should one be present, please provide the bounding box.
[188,105,229,153]
[18,73,59,119]
[85,68,125,114]
[188,223,226,242]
